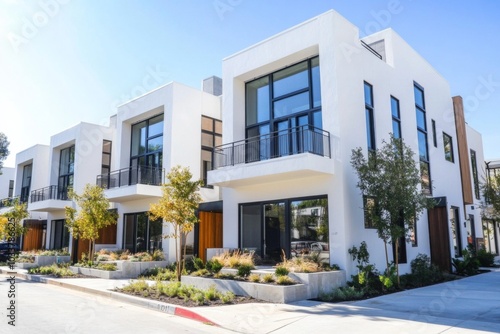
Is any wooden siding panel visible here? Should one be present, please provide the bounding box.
[22,221,45,251]
[198,211,223,262]
[95,224,117,244]
[453,96,474,204]
[428,207,451,272]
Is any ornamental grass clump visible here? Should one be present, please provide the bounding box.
[211,250,255,269]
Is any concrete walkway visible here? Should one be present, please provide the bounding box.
[2,266,500,333]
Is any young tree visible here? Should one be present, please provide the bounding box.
[65,184,117,264]
[0,198,30,240]
[351,136,434,286]
[481,171,500,221]
[149,165,202,281]
[0,132,9,175]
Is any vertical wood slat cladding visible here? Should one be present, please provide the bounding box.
[453,96,474,205]
[75,238,90,261]
[22,221,44,251]
[198,211,223,262]
[428,206,451,272]
[95,224,117,244]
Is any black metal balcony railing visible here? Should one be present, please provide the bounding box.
[96,165,163,190]
[213,125,331,169]
[30,185,70,203]
[0,196,19,209]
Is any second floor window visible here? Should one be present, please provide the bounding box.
[201,116,222,188]
[58,146,75,200]
[443,133,454,163]
[130,114,164,170]
[391,96,401,139]
[21,164,32,202]
[471,149,480,200]
[245,57,322,159]
[414,83,431,195]
[364,82,375,151]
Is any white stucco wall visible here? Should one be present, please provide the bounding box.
[0,167,14,199]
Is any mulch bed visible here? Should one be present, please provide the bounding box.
[115,289,269,308]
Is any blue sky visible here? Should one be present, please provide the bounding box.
[0,0,499,167]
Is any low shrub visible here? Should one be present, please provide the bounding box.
[275,266,289,277]
[261,273,275,283]
[151,249,166,261]
[248,274,261,282]
[28,263,75,277]
[192,257,205,271]
[95,263,118,271]
[206,259,223,274]
[476,248,495,267]
[191,269,210,277]
[220,291,235,304]
[452,249,479,276]
[276,275,296,285]
[237,264,254,277]
[140,267,177,281]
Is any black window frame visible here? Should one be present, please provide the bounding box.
[122,212,163,254]
[363,195,378,229]
[414,82,432,195]
[8,180,14,198]
[58,145,75,200]
[443,132,454,163]
[51,219,70,250]
[238,195,328,261]
[130,113,164,170]
[244,57,322,155]
[391,96,401,139]
[471,149,480,200]
[431,119,437,147]
[201,115,222,188]
[364,81,376,151]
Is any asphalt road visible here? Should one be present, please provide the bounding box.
[0,274,233,334]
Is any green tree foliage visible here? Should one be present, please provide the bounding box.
[149,165,202,281]
[482,172,500,221]
[351,136,434,285]
[65,184,117,264]
[0,132,9,175]
[0,198,29,239]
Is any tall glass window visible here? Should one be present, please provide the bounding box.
[201,116,222,188]
[364,82,375,151]
[240,196,329,264]
[245,57,322,158]
[20,164,32,202]
[443,133,454,163]
[51,219,69,250]
[471,150,480,200]
[391,96,401,139]
[414,83,431,194]
[58,146,75,200]
[123,212,162,253]
[130,114,164,169]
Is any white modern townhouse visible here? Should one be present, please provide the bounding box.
[0,166,15,216]
[24,122,115,260]
[208,10,486,276]
[96,78,222,263]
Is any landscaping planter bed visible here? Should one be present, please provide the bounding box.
[181,275,309,303]
[70,260,170,279]
[16,255,71,269]
[182,270,346,303]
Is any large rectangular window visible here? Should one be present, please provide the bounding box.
[58,146,75,200]
[8,180,14,198]
[123,212,162,253]
[240,196,329,264]
[130,114,163,169]
[364,82,375,151]
[20,164,32,202]
[443,133,454,163]
[51,219,70,250]
[414,83,431,194]
[245,57,322,159]
[201,116,222,188]
[391,96,401,139]
[471,150,480,200]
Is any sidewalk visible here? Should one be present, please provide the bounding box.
[2,266,500,333]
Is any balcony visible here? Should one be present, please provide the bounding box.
[209,125,333,187]
[96,165,163,202]
[29,186,72,212]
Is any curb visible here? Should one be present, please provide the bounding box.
[0,268,218,326]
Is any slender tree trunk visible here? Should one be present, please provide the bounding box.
[395,238,400,287]
[88,239,92,265]
[182,232,187,276]
[383,239,389,273]
[175,226,180,281]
